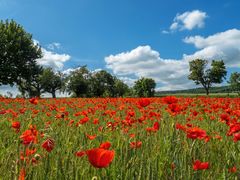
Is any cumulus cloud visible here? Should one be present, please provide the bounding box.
[105,45,191,91]
[37,48,71,70]
[105,29,240,91]
[169,10,207,32]
[33,40,71,70]
[183,29,240,67]
[119,77,137,87]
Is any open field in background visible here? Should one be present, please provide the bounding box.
[0,97,240,179]
[156,93,239,98]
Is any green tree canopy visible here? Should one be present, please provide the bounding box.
[229,72,240,96]
[188,59,227,95]
[40,68,64,98]
[0,19,42,86]
[113,78,129,97]
[133,77,156,97]
[66,66,90,97]
[89,70,115,97]
[18,64,44,98]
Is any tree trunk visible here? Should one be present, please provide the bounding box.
[52,91,56,98]
[202,85,209,96]
[206,88,209,96]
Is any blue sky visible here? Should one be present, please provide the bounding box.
[0,0,240,94]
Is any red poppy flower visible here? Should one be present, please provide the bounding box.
[79,117,89,124]
[99,141,111,150]
[86,148,115,168]
[25,148,37,156]
[228,166,237,173]
[146,122,160,132]
[233,133,240,142]
[176,123,187,131]
[41,138,55,152]
[18,168,26,180]
[12,121,20,132]
[153,122,160,131]
[29,98,38,105]
[163,96,178,104]
[129,133,135,138]
[75,151,85,158]
[20,129,38,145]
[227,123,240,136]
[130,141,142,149]
[0,109,7,115]
[193,160,209,170]
[168,103,182,114]
[187,127,207,140]
[93,118,99,124]
[138,98,151,107]
[86,134,97,140]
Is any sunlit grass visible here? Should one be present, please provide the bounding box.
[0,97,240,179]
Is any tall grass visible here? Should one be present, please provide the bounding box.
[0,97,240,179]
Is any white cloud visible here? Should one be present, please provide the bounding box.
[33,40,71,70]
[47,42,61,50]
[170,22,179,30]
[183,29,240,67]
[119,77,137,87]
[37,48,71,70]
[105,29,240,91]
[170,10,207,31]
[105,45,191,90]
[62,67,102,76]
[0,85,19,97]
[161,30,170,34]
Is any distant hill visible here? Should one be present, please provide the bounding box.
[156,86,233,95]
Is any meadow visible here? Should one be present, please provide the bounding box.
[0,96,240,180]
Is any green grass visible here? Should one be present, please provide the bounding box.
[0,97,240,179]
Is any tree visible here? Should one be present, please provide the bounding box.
[40,68,63,98]
[90,70,115,97]
[133,77,156,97]
[229,72,240,96]
[0,19,42,86]
[66,66,90,97]
[113,78,129,97]
[188,59,227,95]
[18,65,44,98]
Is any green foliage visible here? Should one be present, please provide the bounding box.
[133,77,156,97]
[0,19,42,86]
[229,72,240,96]
[188,59,227,95]
[66,67,130,98]
[113,78,129,97]
[18,65,44,98]
[40,68,63,98]
[90,70,115,97]
[66,66,90,97]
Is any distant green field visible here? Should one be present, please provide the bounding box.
[156,93,239,98]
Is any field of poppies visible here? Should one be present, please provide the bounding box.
[0,96,240,179]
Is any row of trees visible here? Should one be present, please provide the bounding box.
[0,19,240,97]
[4,65,156,98]
[25,66,156,98]
[0,20,156,98]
